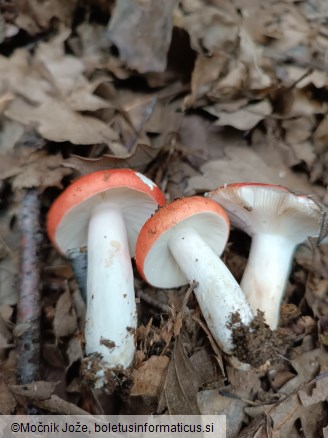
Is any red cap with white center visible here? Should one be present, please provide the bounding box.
[136,197,254,354]
[47,169,166,373]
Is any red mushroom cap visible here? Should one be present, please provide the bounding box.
[136,196,230,288]
[47,169,166,256]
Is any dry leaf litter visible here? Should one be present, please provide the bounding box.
[0,0,327,436]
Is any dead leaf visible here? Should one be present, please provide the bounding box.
[0,351,16,414]
[107,0,175,73]
[66,337,83,368]
[8,380,58,400]
[158,336,201,414]
[0,93,14,115]
[282,116,314,145]
[53,288,77,338]
[238,414,273,438]
[5,98,126,155]
[0,49,53,105]
[314,115,328,154]
[8,381,89,414]
[175,3,240,55]
[15,0,78,34]
[131,355,169,398]
[245,348,328,437]
[0,119,25,154]
[0,380,16,414]
[206,100,272,131]
[189,349,219,386]
[0,305,13,358]
[0,149,72,191]
[197,389,247,437]
[299,372,328,407]
[64,143,163,175]
[185,146,314,195]
[42,343,66,368]
[0,258,18,306]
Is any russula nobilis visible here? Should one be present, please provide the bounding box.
[135,196,254,355]
[47,169,166,369]
[206,182,328,329]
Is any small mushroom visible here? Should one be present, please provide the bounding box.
[206,182,328,329]
[135,196,254,355]
[47,169,166,369]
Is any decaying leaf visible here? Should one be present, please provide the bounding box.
[15,0,78,34]
[197,389,247,437]
[0,149,72,191]
[53,288,77,338]
[107,0,175,73]
[158,336,200,414]
[185,146,314,195]
[0,352,17,414]
[8,380,58,400]
[64,143,163,175]
[131,355,169,398]
[206,100,272,131]
[244,348,328,437]
[5,99,125,155]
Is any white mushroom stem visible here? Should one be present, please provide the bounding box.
[84,202,136,369]
[168,226,254,354]
[240,233,296,330]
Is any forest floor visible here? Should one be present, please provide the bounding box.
[0,1,328,437]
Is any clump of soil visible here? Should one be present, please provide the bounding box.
[80,355,133,393]
[229,311,293,368]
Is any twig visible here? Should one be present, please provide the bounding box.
[137,289,170,313]
[15,189,42,384]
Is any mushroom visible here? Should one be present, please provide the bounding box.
[206,182,328,329]
[47,169,166,369]
[135,196,254,355]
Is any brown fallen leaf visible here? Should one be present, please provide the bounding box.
[245,395,325,438]
[64,143,163,175]
[15,0,78,35]
[185,146,315,195]
[206,100,272,131]
[245,348,328,437]
[0,92,14,115]
[8,381,89,414]
[0,305,13,359]
[131,355,169,398]
[0,257,18,306]
[197,388,247,437]
[314,114,328,154]
[0,351,16,414]
[1,149,72,191]
[238,414,273,438]
[299,371,328,407]
[158,336,201,415]
[107,0,175,73]
[5,98,126,155]
[53,288,77,338]
[0,49,52,105]
[8,380,58,401]
[189,348,219,386]
[0,119,25,154]
[0,380,16,414]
